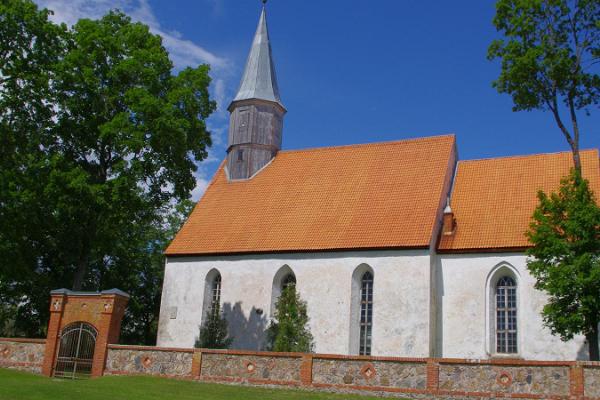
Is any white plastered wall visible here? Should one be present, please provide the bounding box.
[438,253,588,361]
[157,250,432,357]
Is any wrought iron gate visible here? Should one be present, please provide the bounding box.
[53,322,97,378]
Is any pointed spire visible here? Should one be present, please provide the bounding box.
[231,5,283,108]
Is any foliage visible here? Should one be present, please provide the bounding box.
[526,171,600,360]
[488,0,600,172]
[0,0,215,342]
[195,302,233,349]
[0,369,386,400]
[266,284,314,353]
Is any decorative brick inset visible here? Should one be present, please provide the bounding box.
[496,371,512,387]
[142,356,152,368]
[245,360,257,373]
[360,362,376,380]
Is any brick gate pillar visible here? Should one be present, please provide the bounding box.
[41,289,129,378]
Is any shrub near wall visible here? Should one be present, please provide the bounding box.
[0,338,46,374]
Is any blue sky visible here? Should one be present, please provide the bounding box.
[35,0,599,198]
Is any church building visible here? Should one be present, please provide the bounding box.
[157,5,600,361]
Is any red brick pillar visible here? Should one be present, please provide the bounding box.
[91,291,129,377]
[191,350,203,379]
[300,354,313,386]
[426,359,440,394]
[569,364,585,400]
[41,293,67,376]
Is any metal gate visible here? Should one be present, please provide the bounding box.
[53,322,97,379]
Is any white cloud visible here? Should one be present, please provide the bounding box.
[35,0,229,70]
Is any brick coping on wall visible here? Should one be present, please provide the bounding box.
[0,338,46,344]
[107,344,600,367]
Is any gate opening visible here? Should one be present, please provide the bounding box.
[53,322,98,379]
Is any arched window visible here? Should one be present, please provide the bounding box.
[350,264,374,355]
[359,271,374,355]
[210,272,222,311]
[271,265,296,317]
[495,276,517,354]
[202,269,222,321]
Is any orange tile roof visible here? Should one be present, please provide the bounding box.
[438,149,600,252]
[166,135,457,256]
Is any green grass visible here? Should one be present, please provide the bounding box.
[0,368,388,400]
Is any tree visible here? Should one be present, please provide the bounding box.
[488,0,599,173]
[102,200,194,345]
[0,1,216,341]
[195,303,233,349]
[526,172,600,361]
[266,284,314,353]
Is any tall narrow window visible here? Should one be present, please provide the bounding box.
[271,265,296,317]
[496,276,517,353]
[211,273,222,311]
[359,271,374,356]
[202,269,222,323]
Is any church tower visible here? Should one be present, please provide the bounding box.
[227,3,286,180]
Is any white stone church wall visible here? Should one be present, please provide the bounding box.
[157,250,433,357]
[438,252,588,361]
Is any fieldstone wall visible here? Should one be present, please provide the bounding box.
[200,352,302,383]
[584,366,600,399]
[438,363,570,397]
[0,339,46,374]
[3,339,599,399]
[312,357,426,390]
[105,345,193,378]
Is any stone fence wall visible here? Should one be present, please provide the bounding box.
[104,345,600,400]
[0,338,46,374]
[2,337,598,399]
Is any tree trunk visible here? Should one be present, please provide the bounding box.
[588,325,599,361]
[571,145,582,177]
[72,253,89,291]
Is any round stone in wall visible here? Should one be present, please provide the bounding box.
[245,361,256,373]
[497,371,513,387]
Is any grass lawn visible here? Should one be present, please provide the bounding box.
[0,368,389,400]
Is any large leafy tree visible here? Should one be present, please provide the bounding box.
[266,284,314,353]
[526,173,600,360]
[488,0,599,173]
[0,1,215,341]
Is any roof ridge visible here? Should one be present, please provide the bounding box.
[458,148,599,164]
[279,134,456,155]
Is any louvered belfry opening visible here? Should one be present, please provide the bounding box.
[53,322,98,379]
